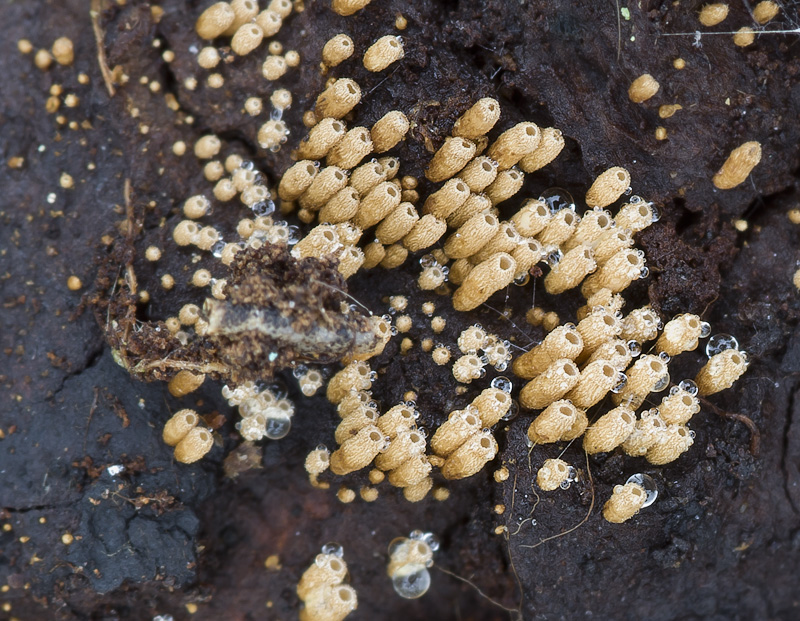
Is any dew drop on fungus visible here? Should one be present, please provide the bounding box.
[699,321,712,338]
[265,415,291,440]
[321,542,344,557]
[678,379,699,395]
[652,372,671,392]
[539,187,575,214]
[392,568,431,599]
[626,473,658,507]
[611,372,628,393]
[706,333,739,358]
[490,376,513,393]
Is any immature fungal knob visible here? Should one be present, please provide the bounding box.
[51,37,74,66]
[174,427,214,464]
[163,409,199,446]
[363,35,404,72]
[536,459,572,491]
[603,482,647,523]
[583,406,636,454]
[168,370,206,397]
[194,135,222,159]
[332,0,372,17]
[698,4,729,26]
[753,1,780,24]
[628,74,660,104]
[196,2,236,40]
[305,446,331,489]
[695,348,748,396]
[452,98,501,140]
[712,141,762,189]
[733,27,756,47]
[323,34,355,67]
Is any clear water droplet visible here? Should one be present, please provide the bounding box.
[545,248,563,267]
[240,160,255,171]
[705,333,739,358]
[501,399,520,421]
[539,187,575,214]
[559,480,571,490]
[419,254,437,269]
[514,273,530,286]
[623,186,633,196]
[629,195,642,204]
[315,443,328,452]
[211,241,226,258]
[611,372,628,393]
[659,351,671,364]
[292,364,309,378]
[270,107,283,121]
[264,415,291,440]
[678,379,699,395]
[392,568,431,599]
[628,340,642,356]
[650,204,661,222]
[567,466,577,481]
[321,542,344,557]
[699,321,712,338]
[653,372,671,392]
[640,266,650,278]
[626,473,658,507]
[251,200,276,217]
[491,376,513,393]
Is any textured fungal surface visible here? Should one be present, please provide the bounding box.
[2,1,800,620]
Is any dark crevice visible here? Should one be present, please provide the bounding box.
[780,384,800,514]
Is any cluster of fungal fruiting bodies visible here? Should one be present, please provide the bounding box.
[297,546,358,621]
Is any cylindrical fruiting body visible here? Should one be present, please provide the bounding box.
[544,245,596,295]
[537,208,579,247]
[519,127,565,173]
[174,427,214,463]
[335,407,379,444]
[326,361,372,404]
[457,325,487,354]
[520,359,581,410]
[470,222,520,264]
[261,55,288,81]
[448,258,473,285]
[563,208,613,251]
[322,34,354,67]
[485,168,525,205]
[330,425,385,475]
[431,409,482,457]
[225,0,260,35]
[362,241,385,268]
[446,193,493,229]
[173,220,200,246]
[194,135,221,160]
[319,187,360,223]
[426,137,477,183]
[444,212,499,259]
[620,306,661,344]
[536,458,571,491]
[452,98,501,140]
[349,160,386,195]
[168,371,205,398]
[513,324,584,379]
[695,348,748,396]
[374,429,426,471]
[659,388,700,425]
[297,553,349,600]
[403,477,433,502]
[402,215,447,252]
[616,200,657,233]
[621,409,666,456]
[452,253,516,311]
[603,482,647,523]
[196,2,235,39]
[332,0,372,16]
[576,309,621,360]
[655,314,704,356]
[418,265,447,290]
[304,447,331,488]
[646,424,694,465]
[459,156,498,192]
[255,10,282,36]
[561,406,589,441]
[486,122,541,170]
[376,202,418,244]
[591,228,634,265]
[337,391,371,418]
[337,246,365,279]
[300,167,349,211]
[586,338,633,371]
[163,409,199,446]
[296,119,347,160]
[613,354,669,409]
[566,360,618,409]
[386,538,434,578]
[471,388,512,427]
[377,403,417,437]
[279,160,318,201]
[452,354,484,383]
[441,432,498,480]
[512,199,551,237]
[387,453,431,487]
[712,141,762,189]
[585,167,631,208]
[231,23,264,56]
[423,178,472,220]
[371,110,409,153]
[353,181,401,229]
[292,224,341,259]
[526,399,578,443]
[363,35,404,72]
[512,238,545,276]
[326,127,373,170]
[315,78,362,120]
[628,74,660,104]
[300,583,358,621]
[377,156,399,179]
[380,243,409,268]
[581,249,645,297]
[583,406,636,454]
